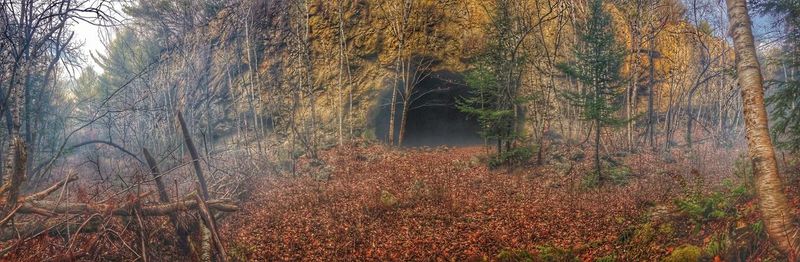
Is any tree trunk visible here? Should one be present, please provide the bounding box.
[627,32,638,151]
[388,82,398,145]
[726,0,800,259]
[177,112,209,200]
[664,79,676,151]
[143,148,188,255]
[398,100,409,146]
[595,119,602,183]
[336,2,346,146]
[687,92,694,148]
[1,61,29,218]
[647,39,656,150]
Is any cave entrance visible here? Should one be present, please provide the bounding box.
[373,71,482,147]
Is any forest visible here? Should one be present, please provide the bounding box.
[0,0,799,261]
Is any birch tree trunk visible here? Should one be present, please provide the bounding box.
[726,0,800,259]
[1,60,29,217]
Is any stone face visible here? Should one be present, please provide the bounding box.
[234,0,729,144]
[248,0,482,138]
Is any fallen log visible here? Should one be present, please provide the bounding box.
[0,197,238,242]
[19,199,238,217]
[0,216,103,241]
[22,173,78,202]
[194,194,227,262]
[7,175,238,217]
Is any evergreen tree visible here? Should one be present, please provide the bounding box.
[458,64,514,154]
[559,0,625,182]
[458,0,529,156]
[756,0,800,152]
[95,28,162,94]
[71,67,104,128]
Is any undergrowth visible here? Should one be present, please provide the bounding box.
[581,164,632,188]
[496,245,579,262]
[488,146,534,169]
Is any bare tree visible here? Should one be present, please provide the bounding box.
[379,0,445,146]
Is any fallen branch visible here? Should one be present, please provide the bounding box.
[66,140,144,164]
[19,199,238,217]
[23,173,78,202]
[7,174,238,218]
[0,197,237,242]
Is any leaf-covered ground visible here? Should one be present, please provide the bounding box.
[221,143,759,261]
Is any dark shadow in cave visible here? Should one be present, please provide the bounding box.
[372,71,482,147]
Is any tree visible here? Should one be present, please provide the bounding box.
[559,0,625,182]
[683,0,728,149]
[334,0,355,145]
[458,65,512,154]
[727,0,800,258]
[0,0,106,213]
[758,0,800,153]
[618,0,671,151]
[458,0,535,154]
[379,0,442,146]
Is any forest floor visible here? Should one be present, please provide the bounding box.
[221,141,793,261]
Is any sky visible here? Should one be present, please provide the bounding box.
[73,20,108,72]
[753,14,778,39]
[70,0,128,75]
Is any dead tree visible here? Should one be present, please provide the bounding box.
[178,111,227,262]
[143,148,189,254]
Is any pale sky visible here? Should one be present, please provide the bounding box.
[73,20,109,72]
[70,0,127,74]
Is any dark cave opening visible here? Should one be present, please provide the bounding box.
[373,71,482,147]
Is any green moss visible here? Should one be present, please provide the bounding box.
[535,245,579,262]
[496,246,578,262]
[658,222,675,237]
[664,245,703,262]
[380,190,397,207]
[596,255,616,262]
[581,171,599,188]
[496,249,534,262]
[751,220,765,236]
[675,192,731,225]
[580,165,631,188]
[617,227,635,244]
[633,223,656,244]
[607,166,632,185]
[361,128,377,141]
[227,241,255,262]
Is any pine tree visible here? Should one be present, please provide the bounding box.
[559,0,626,183]
[757,0,800,153]
[457,65,514,154]
[457,0,528,156]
